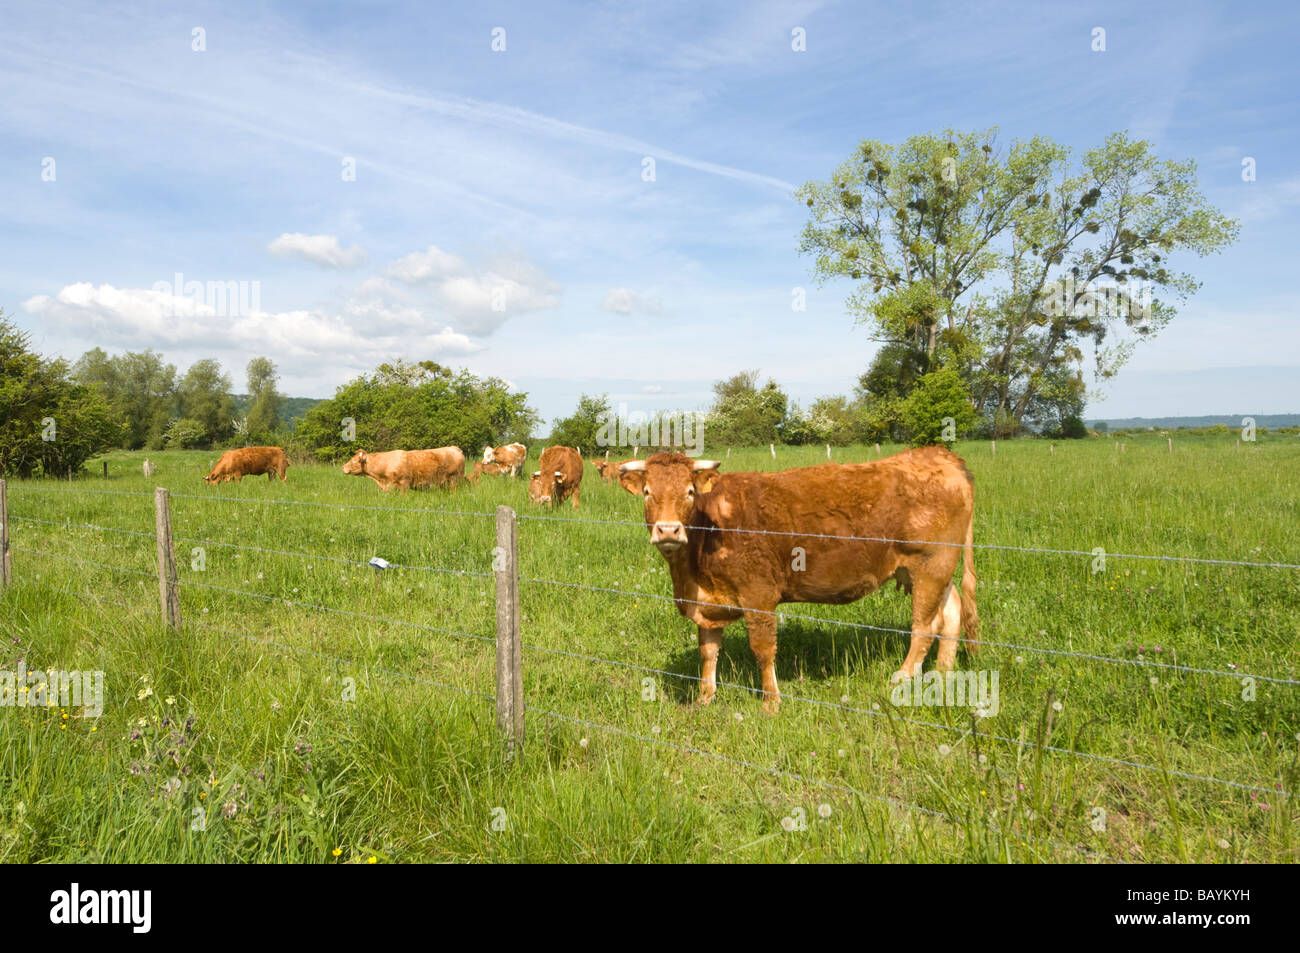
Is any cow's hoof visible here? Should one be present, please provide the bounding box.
[695,691,715,707]
[761,698,781,716]
[889,669,913,685]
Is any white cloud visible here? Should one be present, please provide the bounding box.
[268,233,368,269]
[22,282,479,366]
[367,246,562,336]
[386,245,468,283]
[642,384,663,393]
[601,288,663,315]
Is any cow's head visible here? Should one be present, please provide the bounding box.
[619,453,721,553]
[592,460,610,477]
[341,450,369,475]
[528,468,569,505]
[482,446,495,464]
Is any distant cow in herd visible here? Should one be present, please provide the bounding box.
[482,443,527,477]
[342,447,465,492]
[204,446,289,484]
[470,460,511,482]
[591,458,635,483]
[617,447,978,712]
[528,445,583,509]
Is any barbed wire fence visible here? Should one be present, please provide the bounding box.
[2,476,1297,861]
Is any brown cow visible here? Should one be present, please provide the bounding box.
[482,442,527,476]
[342,447,465,493]
[618,447,978,713]
[204,446,289,484]
[528,446,583,509]
[593,458,636,483]
[469,459,512,483]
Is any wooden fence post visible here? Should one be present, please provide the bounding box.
[103,461,108,479]
[991,440,996,457]
[154,487,181,630]
[0,479,10,590]
[495,505,524,749]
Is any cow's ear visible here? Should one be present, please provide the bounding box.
[618,469,646,495]
[692,467,721,495]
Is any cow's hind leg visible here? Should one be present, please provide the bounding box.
[743,610,780,714]
[696,626,725,705]
[892,574,948,684]
[932,583,962,671]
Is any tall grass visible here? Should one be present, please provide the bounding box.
[1,435,1296,862]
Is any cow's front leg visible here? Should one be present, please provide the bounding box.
[696,626,725,705]
[571,486,580,510]
[743,610,780,714]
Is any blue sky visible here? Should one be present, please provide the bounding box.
[3,0,1297,425]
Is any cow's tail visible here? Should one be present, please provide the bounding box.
[960,510,979,653]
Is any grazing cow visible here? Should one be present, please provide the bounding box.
[593,458,636,483]
[469,459,512,483]
[482,442,527,476]
[204,446,289,485]
[342,447,465,493]
[618,447,978,713]
[142,459,155,478]
[528,446,583,509]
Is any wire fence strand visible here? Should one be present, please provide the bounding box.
[519,511,1300,571]
[520,576,1300,687]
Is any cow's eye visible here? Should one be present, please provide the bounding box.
[686,486,695,497]
[643,486,651,497]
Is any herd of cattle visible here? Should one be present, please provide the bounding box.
[193,442,979,710]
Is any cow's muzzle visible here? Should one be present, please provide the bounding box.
[651,521,687,550]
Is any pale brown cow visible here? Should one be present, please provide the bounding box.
[528,445,583,509]
[592,458,636,483]
[618,448,978,713]
[342,447,465,493]
[469,459,512,483]
[204,446,289,484]
[482,442,527,476]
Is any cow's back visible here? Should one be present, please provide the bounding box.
[697,446,972,604]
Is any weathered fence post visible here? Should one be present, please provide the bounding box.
[103,461,108,479]
[991,440,996,457]
[154,487,181,630]
[495,505,524,749]
[0,479,10,590]
[826,443,831,459]
[769,443,775,459]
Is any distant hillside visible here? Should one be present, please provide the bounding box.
[1088,414,1300,430]
[232,395,323,428]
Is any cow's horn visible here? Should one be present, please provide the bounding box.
[532,471,541,477]
[693,459,721,470]
[619,460,646,472]
[554,470,563,479]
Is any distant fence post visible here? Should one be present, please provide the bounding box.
[0,479,10,590]
[103,461,108,479]
[154,487,182,630]
[495,505,524,749]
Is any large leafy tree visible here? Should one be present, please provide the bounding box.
[244,356,284,442]
[798,129,1237,432]
[175,358,236,446]
[0,314,120,476]
[706,370,789,446]
[550,394,611,455]
[294,359,537,461]
[73,347,176,449]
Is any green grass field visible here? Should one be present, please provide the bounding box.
[2,435,1297,863]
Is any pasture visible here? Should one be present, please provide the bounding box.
[1,435,1297,863]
